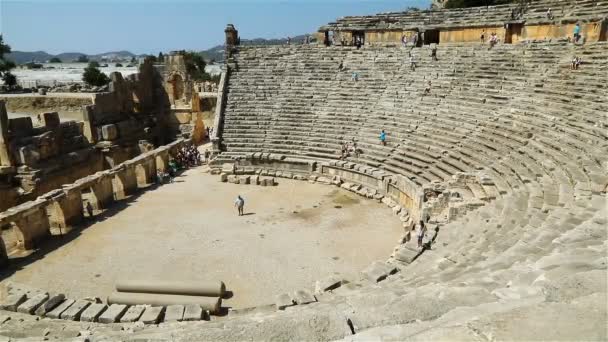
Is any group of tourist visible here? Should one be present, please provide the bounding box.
[340,139,360,160]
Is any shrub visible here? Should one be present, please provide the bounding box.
[82,62,109,87]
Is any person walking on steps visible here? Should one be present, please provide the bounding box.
[380,130,387,146]
[416,220,427,249]
[234,195,245,216]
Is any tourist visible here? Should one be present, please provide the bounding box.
[351,72,359,81]
[412,34,418,47]
[547,8,553,20]
[379,130,387,146]
[431,46,438,61]
[571,56,581,70]
[489,32,498,49]
[338,61,344,71]
[401,35,408,47]
[409,54,416,71]
[416,220,427,249]
[234,195,245,216]
[480,30,485,44]
[573,23,581,43]
[85,202,94,218]
[355,37,362,49]
[287,36,291,45]
[424,80,431,95]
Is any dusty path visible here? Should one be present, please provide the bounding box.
[1,168,402,309]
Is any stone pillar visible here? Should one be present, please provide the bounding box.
[82,105,97,144]
[12,202,51,250]
[0,235,8,268]
[0,100,13,167]
[45,188,84,234]
[225,24,239,46]
[134,156,156,188]
[111,165,138,200]
[155,150,170,173]
[90,173,114,210]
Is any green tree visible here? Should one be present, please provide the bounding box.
[115,63,123,67]
[89,60,100,68]
[49,57,62,63]
[158,52,164,62]
[77,55,89,63]
[0,35,17,87]
[82,62,110,87]
[130,56,137,63]
[178,51,207,81]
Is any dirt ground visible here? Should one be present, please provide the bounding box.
[0,168,402,309]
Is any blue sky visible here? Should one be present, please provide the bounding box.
[1,0,430,54]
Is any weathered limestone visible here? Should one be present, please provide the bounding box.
[292,290,316,305]
[35,294,65,316]
[111,165,137,200]
[45,299,75,319]
[138,306,164,324]
[164,305,185,322]
[155,149,170,173]
[0,293,26,311]
[182,304,203,321]
[89,173,114,210]
[275,293,295,310]
[60,299,90,320]
[43,188,83,234]
[0,101,12,167]
[132,155,156,188]
[98,304,128,323]
[9,201,51,250]
[120,305,146,323]
[362,261,398,282]
[315,277,343,294]
[80,303,108,322]
[17,293,49,314]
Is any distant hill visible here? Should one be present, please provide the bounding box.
[8,35,310,64]
[6,50,137,64]
[200,34,311,62]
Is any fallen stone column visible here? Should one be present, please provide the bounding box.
[115,280,225,297]
[107,292,221,314]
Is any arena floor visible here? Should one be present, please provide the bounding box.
[0,168,403,309]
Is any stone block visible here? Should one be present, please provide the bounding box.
[239,175,250,185]
[275,293,294,310]
[39,112,60,128]
[164,305,184,322]
[120,305,145,323]
[17,293,49,314]
[98,304,128,323]
[60,299,90,320]
[220,173,228,182]
[35,293,65,316]
[291,290,316,305]
[221,163,235,174]
[250,175,259,185]
[393,246,420,264]
[227,175,238,184]
[80,303,107,322]
[46,299,75,319]
[139,306,164,324]
[392,206,402,215]
[173,112,192,124]
[182,304,203,321]
[314,277,342,294]
[0,293,27,312]
[101,124,119,141]
[362,261,398,283]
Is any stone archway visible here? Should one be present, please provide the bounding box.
[168,73,185,103]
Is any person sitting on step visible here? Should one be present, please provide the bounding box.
[424,80,432,95]
[571,56,582,70]
[351,72,359,81]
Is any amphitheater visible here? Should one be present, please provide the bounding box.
[0,0,607,340]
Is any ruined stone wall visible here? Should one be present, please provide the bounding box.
[523,21,604,42]
[82,60,170,148]
[440,26,507,43]
[0,138,189,259]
